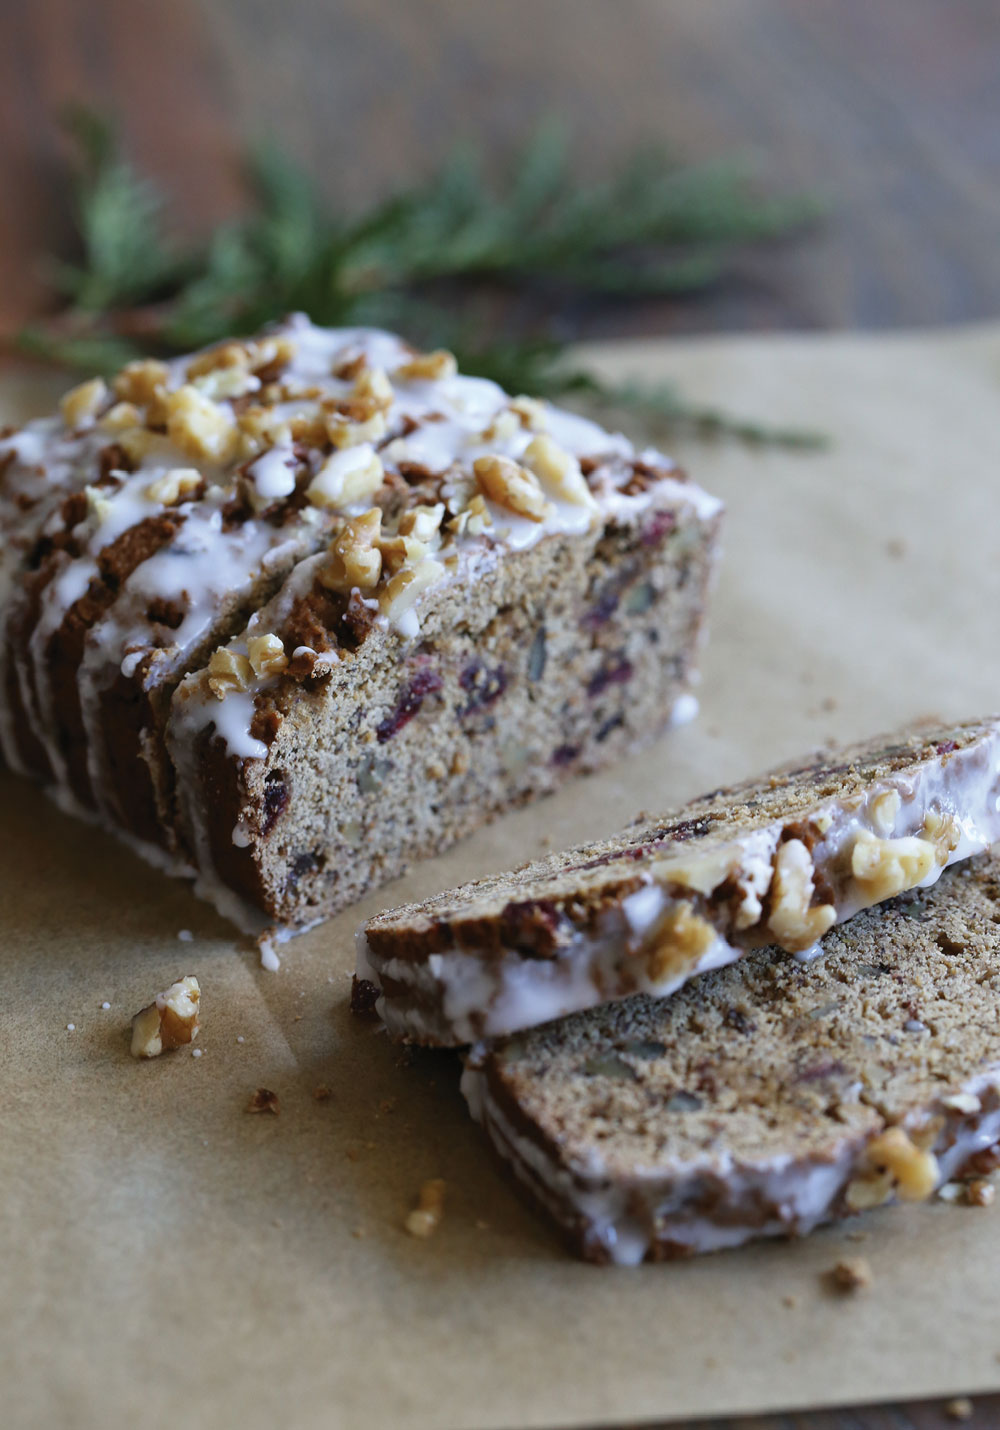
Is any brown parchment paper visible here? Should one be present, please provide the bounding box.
[5,325,1000,1430]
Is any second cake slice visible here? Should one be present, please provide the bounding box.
[359,717,1000,1041]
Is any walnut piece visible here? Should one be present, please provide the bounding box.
[307,445,384,508]
[850,829,939,903]
[130,975,201,1058]
[100,400,143,433]
[380,558,447,622]
[247,633,288,679]
[509,394,548,430]
[325,408,387,450]
[767,838,837,952]
[966,1178,996,1207]
[114,358,171,406]
[144,467,202,506]
[449,493,493,538]
[207,647,253,699]
[60,377,108,428]
[319,509,383,593]
[398,503,445,543]
[522,435,598,511]
[643,902,716,984]
[165,385,238,463]
[473,454,553,522]
[352,365,394,412]
[404,1178,446,1237]
[396,349,457,381]
[855,1126,940,1203]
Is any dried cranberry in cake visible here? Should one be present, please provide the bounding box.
[376,668,443,743]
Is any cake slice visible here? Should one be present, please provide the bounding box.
[0,316,721,936]
[359,717,1000,1041]
[462,851,1000,1263]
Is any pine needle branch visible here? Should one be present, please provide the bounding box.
[15,110,828,448]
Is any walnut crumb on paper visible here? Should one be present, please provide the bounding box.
[247,1087,280,1115]
[967,1178,996,1207]
[130,975,201,1058]
[828,1256,873,1292]
[313,1085,332,1102]
[405,1179,446,1238]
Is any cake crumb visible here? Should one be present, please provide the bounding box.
[405,1178,446,1238]
[886,537,907,559]
[828,1256,873,1292]
[945,1397,973,1421]
[313,1084,332,1102]
[782,1294,797,1308]
[247,1087,280,1115]
[100,1001,111,1010]
[66,1023,75,1032]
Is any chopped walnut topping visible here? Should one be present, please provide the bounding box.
[165,385,238,463]
[522,435,598,511]
[850,829,938,903]
[60,377,108,429]
[829,1256,873,1292]
[643,902,716,983]
[398,503,445,542]
[238,405,294,457]
[396,350,457,381]
[130,975,201,1058]
[478,409,520,444]
[379,557,447,622]
[942,1091,982,1114]
[288,411,330,448]
[326,407,388,449]
[99,400,143,433]
[921,808,961,862]
[247,633,288,679]
[767,838,837,952]
[352,365,394,412]
[84,484,114,527]
[187,336,295,381]
[207,647,253,699]
[145,467,202,506]
[114,359,171,407]
[473,454,553,522]
[449,493,492,538]
[319,509,383,593]
[192,364,259,401]
[404,1178,446,1237]
[247,1087,280,1115]
[509,394,548,430]
[307,446,384,508]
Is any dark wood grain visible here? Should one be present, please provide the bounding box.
[2,3,1000,1424]
[3,0,1000,341]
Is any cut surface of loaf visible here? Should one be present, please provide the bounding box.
[462,851,1000,1264]
[0,316,721,938]
[360,716,1000,1041]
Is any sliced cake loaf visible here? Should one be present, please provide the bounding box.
[0,316,721,935]
[359,717,1000,1041]
[462,852,1000,1263]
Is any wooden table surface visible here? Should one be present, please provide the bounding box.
[3,2,999,1425]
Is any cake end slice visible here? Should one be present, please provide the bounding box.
[462,852,1000,1263]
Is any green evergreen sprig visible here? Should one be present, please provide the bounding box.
[19,110,826,448]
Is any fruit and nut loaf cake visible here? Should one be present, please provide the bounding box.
[359,716,1000,1041]
[463,851,1000,1263]
[0,315,721,930]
